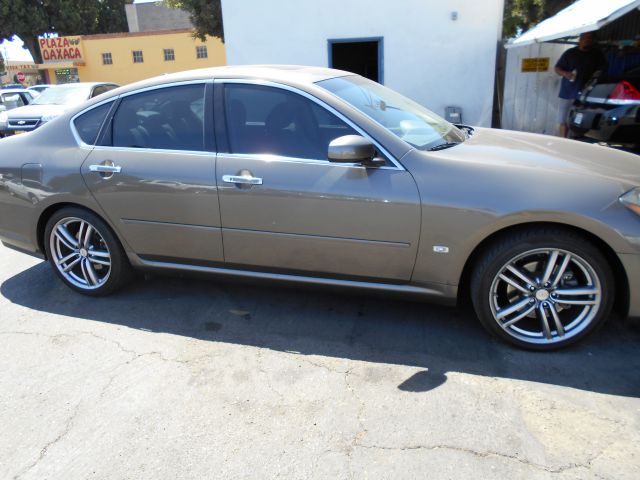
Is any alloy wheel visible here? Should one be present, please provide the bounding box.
[49,217,112,290]
[489,248,602,346]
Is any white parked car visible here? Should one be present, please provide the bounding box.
[0,82,118,137]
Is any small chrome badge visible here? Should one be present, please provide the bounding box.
[433,246,449,253]
[17,120,26,125]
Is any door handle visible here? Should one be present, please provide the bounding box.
[222,174,263,185]
[89,164,122,174]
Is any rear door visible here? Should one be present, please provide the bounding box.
[80,81,223,264]
[215,80,421,281]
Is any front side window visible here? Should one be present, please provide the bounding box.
[164,48,175,61]
[132,50,144,63]
[318,75,465,150]
[224,83,357,160]
[102,52,113,65]
[73,101,113,145]
[111,84,205,151]
[196,45,208,59]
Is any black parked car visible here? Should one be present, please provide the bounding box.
[568,65,640,147]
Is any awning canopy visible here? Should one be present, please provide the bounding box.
[507,0,640,48]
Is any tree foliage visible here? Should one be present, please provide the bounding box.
[164,0,224,42]
[0,0,132,63]
[0,50,5,75]
[503,0,578,39]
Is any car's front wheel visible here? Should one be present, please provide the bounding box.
[44,207,131,296]
[471,229,614,350]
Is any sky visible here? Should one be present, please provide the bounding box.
[1,37,33,63]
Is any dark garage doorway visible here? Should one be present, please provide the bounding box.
[328,38,383,83]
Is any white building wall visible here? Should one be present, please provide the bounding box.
[502,43,571,135]
[221,0,504,127]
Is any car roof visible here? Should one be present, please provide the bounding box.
[110,65,352,95]
[0,88,30,94]
[51,82,117,89]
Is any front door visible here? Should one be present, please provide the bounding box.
[81,82,223,264]
[216,82,420,281]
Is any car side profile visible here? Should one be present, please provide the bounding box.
[0,65,639,350]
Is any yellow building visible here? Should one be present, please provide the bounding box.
[38,29,226,85]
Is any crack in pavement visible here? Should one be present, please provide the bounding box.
[353,443,608,475]
[0,330,218,366]
[12,401,82,480]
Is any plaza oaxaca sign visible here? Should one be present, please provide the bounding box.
[39,36,85,63]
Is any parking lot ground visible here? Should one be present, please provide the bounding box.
[1,243,639,479]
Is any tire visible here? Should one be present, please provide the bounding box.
[470,228,614,350]
[44,207,131,296]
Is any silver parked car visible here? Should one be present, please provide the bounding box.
[0,66,639,350]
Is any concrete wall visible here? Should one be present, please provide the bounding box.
[125,3,193,33]
[221,0,505,127]
[501,43,571,135]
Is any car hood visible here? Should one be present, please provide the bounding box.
[7,104,69,119]
[430,127,640,188]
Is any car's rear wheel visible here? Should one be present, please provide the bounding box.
[471,229,614,350]
[44,207,131,296]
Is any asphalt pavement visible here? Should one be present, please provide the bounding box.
[1,243,639,479]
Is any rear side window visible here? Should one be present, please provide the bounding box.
[111,84,205,151]
[73,102,113,145]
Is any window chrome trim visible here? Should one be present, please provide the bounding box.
[214,78,405,171]
[218,152,394,170]
[90,145,216,156]
[69,79,212,150]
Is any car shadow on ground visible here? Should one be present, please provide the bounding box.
[2,261,639,397]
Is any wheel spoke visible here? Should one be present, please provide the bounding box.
[56,225,78,250]
[77,221,85,246]
[88,257,110,266]
[548,303,565,337]
[502,304,536,328]
[496,297,532,320]
[541,250,559,285]
[80,259,92,286]
[499,273,530,294]
[554,287,599,296]
[56,252,78,266]
[88,249,110,258]
[551,254,571,287]
[84,259,99,285]
[555,299,598,306]
[62,256,82,272]
[506,265,536,288]
[83,224,93,249]
[538,304,552,340]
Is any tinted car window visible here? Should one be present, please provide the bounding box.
[92,85,112,97]
[73,102,113,145]
[224,84,356,160]
[112,84,205,151]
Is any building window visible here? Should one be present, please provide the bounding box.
[102,53,113,65]
[132,50,144,63]
[163,48,175,62]
[196,45,208,59]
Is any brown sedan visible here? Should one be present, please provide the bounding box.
[0,66,639,350]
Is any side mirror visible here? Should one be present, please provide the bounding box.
[0,105,6,113]
[328,135,385,167]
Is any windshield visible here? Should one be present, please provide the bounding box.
[317,75,465,150]
[32,85,92,106]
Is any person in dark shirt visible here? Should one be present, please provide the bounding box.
[554,32,606,137]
